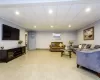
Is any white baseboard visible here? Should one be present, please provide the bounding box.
[36,48,49,50]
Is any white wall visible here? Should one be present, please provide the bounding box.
[0,18,26,49]
[36,31,77,49]
[77,20,100,45]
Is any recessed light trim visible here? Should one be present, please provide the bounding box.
[68,24,71,28]
[85,7,91,12]
[34,26,36,28]
[15,11,20,15]
[51,26,54,28]
[49,9,53,14]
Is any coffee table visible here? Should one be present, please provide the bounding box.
[61,49,72,58]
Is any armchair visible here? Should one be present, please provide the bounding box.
[76,50,100,77]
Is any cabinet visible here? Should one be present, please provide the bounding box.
[0,46,26,62]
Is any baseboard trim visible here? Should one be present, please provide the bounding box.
[36,48,49,50]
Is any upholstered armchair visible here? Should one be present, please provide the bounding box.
[49,42,66,52]
[76,50,100,77]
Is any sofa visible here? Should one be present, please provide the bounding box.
[76,49,100,77]
[73,44,100,49]
[72,44,100,53]
[49,42,65,52]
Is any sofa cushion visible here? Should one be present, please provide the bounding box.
[73,45,79,48]
[52,47,64,49]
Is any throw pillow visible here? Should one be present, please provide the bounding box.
[84,45,87,49]
[51,43,55,47]
[83,44,91,49]
[86,44,91,49]
[79,44,82,49]
[91,44,95,49]
[94,45,100,49]
[59,43,63,47]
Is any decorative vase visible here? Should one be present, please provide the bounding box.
[1,47,4,50]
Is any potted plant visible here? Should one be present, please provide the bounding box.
[68,41,73,46]
[0,46,4,50]
[18,40,23,46]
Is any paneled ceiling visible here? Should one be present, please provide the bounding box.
[0,0,100,31]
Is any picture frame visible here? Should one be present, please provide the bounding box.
[83,27,94,40]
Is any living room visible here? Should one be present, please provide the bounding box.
[0,0,100,80]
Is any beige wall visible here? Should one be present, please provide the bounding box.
[0,18,26,49]
[77,20,100,45]
[36,31,77,49]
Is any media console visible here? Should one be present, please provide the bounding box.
[0,46,26,63]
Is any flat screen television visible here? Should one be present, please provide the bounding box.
[2,24,20,40]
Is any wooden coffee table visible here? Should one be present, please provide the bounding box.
[61,49,72,58]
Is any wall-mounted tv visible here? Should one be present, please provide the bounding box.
[2,24,20,40]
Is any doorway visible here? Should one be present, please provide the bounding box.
[25,32,28,51]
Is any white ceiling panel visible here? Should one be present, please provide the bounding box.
[0,1,100,31]
[55,5,72,25]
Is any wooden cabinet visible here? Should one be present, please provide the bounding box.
[0,46,26,62]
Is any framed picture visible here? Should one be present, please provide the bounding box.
[83,27,94,40]
[52,33,61,40]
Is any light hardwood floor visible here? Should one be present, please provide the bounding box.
[0,50,99,80]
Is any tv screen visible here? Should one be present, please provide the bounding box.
[2,24,20,40]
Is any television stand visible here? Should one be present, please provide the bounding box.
[0,46,26,63]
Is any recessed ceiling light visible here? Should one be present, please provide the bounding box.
[49,9,53,14]
[51,26,54,28]
[68,25,71,28]
[85,7,91,12]
[34,26,36,28]
[15,11,20,15]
